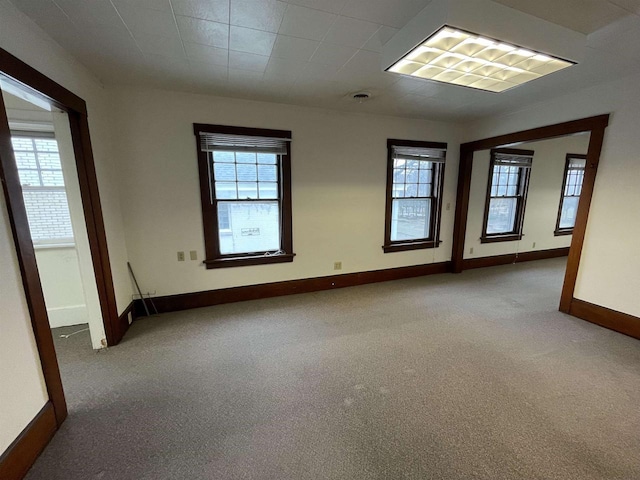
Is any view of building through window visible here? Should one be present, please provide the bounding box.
[12,135,74,245]
[212,151,281,255]
[557,154,586,233]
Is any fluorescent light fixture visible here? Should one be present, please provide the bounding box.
[387,26,575,93]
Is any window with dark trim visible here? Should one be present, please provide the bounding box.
[555,153,586,236]
[481,148,533,243]
[194,123,294,269]
[383,139,447,253]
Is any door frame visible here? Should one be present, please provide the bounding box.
[0,47,123,427]
[450,114,610,313]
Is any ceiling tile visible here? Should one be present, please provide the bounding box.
[492,0,628,34]
[341,49,381,72]
[231,0,287,33]
[271,34,319,61]
[263,57,305,84]
[229,25,276,55]
[118,5,180,37]
[112,0,172,12]
[608,0,640,14]
[176,15,229,48]
[229,50,270,72]
[56,0,125,28]
[189,62,229,82]
[362,25,398,52]
[228,67,264,84]
[184,42,229,66]
[297,61,342,82]
[134,32,186,56]
[282,0,348,14]
[171,0,229,23]
[324,16,379,48]
[340,0,430,28]
[309,43,358,66]
[278,4,337,40]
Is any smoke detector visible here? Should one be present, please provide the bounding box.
[351,91,371,103]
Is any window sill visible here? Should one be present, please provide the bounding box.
[383,240,441,253]
[554,229,573,237]
[204,252,295,269]
[480,234,523,244]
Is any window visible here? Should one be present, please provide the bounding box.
[383,139,447,253]
[12,133,74,246]
[194,124,294,268]
[555,153,586,235]
[481,148,533,243]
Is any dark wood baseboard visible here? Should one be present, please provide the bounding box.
[113,302,134,343]
[568,299,640,340]
[136,262,452,314]
[0,402,56,480]
[461,247,570,270]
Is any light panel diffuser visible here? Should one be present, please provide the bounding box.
[387,26,575,93]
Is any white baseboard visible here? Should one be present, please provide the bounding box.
[47,305,88,328]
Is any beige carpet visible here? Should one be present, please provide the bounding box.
[28,258,640,479]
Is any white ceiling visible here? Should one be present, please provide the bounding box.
[8,0,640,122]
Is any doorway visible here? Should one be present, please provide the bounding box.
[0,47,124,434]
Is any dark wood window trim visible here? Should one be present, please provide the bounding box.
[383,138,447,253]
[194,123,294,269]
[554,153,587,236]
[480,148,533,244]
[451,114,610,324]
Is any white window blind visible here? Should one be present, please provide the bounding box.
[392,146,446,163]
[493,152,533,168]
[199,132,291,154]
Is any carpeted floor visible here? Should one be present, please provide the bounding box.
[29,258,640,480]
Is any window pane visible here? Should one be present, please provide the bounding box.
[236,163,257,181]
[215,182,237,199]
[218,201,280,255]
[34,139,58,152]
[236,152,256,163]
[237,182,258,199]
[41,170,64,187]
[406,167,419,183]
[23,190,74,242]
[258,164,277,181]
[18,169,41,186]
[393,168,405,184]
[390,198,431,241]
[405,184,418,197]
[217,203,230,230]
[14,151,36,169]
[258,182,278,199]
[393,184,405,198]
[257,153,277,164]
[418,184,428,197]
[487,197,517,234]
[214,163,236,181]
[419,168,432,183]
[38,152,62,170]
[559,196,579,229]
[506,185,517,196]
[214,151,235,163]
[497,184,507,196]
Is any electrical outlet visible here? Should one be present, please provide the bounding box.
[532,242,536,248]
[446,202,451,211]
[470,247,474,254]
[334,261,342,270]
[190,250,197,260]
[177,251,185,261]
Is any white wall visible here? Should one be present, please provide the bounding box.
[0,0,132,315]
[35,246,88,328]
[0,191,49,455]
[464,134,589,258]
[0,0,131,457]
[112,87,461,297]
[464,73,640,318]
